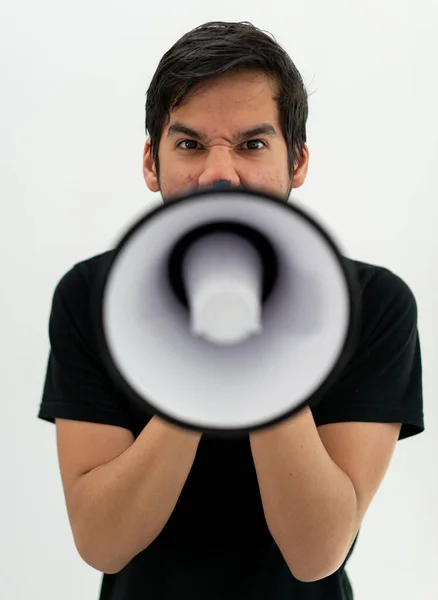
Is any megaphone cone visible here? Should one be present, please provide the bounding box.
[93,186,361,438]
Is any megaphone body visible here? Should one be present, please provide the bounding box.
[93,186,361,438]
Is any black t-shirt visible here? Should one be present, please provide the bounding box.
[38,250,424,600]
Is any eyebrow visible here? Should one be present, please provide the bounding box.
[167,122,278,143]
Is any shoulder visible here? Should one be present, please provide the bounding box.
[312,257,424,440]
[52,250,116,307]
[343,256,418,327]
[344,256,415,296]
[49,250,117,336]
[56,249,116,289]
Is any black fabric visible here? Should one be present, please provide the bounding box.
[38,250,424,600]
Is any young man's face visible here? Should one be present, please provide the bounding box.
[143,69,309,202]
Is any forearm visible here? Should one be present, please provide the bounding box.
[249,407,358,582]
[69,416,202,573]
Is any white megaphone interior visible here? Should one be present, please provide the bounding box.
[103,191,350,430]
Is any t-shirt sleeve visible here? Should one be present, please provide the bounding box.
[37,263,132,430]
[311,267,424,441]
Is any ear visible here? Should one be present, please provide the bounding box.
[143,138,160,192]
[291,143,310,189]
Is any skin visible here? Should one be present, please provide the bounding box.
[142,68,310,201]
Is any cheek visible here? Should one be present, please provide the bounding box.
[245,169,290,197]
[167,166,196,186]
[258,170,287,189]
[161,169,198,198]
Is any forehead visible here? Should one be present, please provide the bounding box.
[168,70,280,128]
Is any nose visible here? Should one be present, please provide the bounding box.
[211,179,232,190]
[198,148,241,189]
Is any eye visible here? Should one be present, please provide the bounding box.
[177,140,201,150]
[176,139,267,151]
[243,139,267,151]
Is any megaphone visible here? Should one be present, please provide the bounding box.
[93,183,361,438]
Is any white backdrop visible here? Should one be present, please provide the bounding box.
[1,1,437,599]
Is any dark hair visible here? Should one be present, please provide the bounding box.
[145,21,309,179]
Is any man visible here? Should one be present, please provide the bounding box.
[38,21,424,600]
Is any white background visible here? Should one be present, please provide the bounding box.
[1,2,437,599]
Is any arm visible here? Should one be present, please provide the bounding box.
[56,415,202,574]
[250,406,401,582]
[249,269,421,581]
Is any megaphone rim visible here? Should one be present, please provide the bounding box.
[91,186,363,437]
